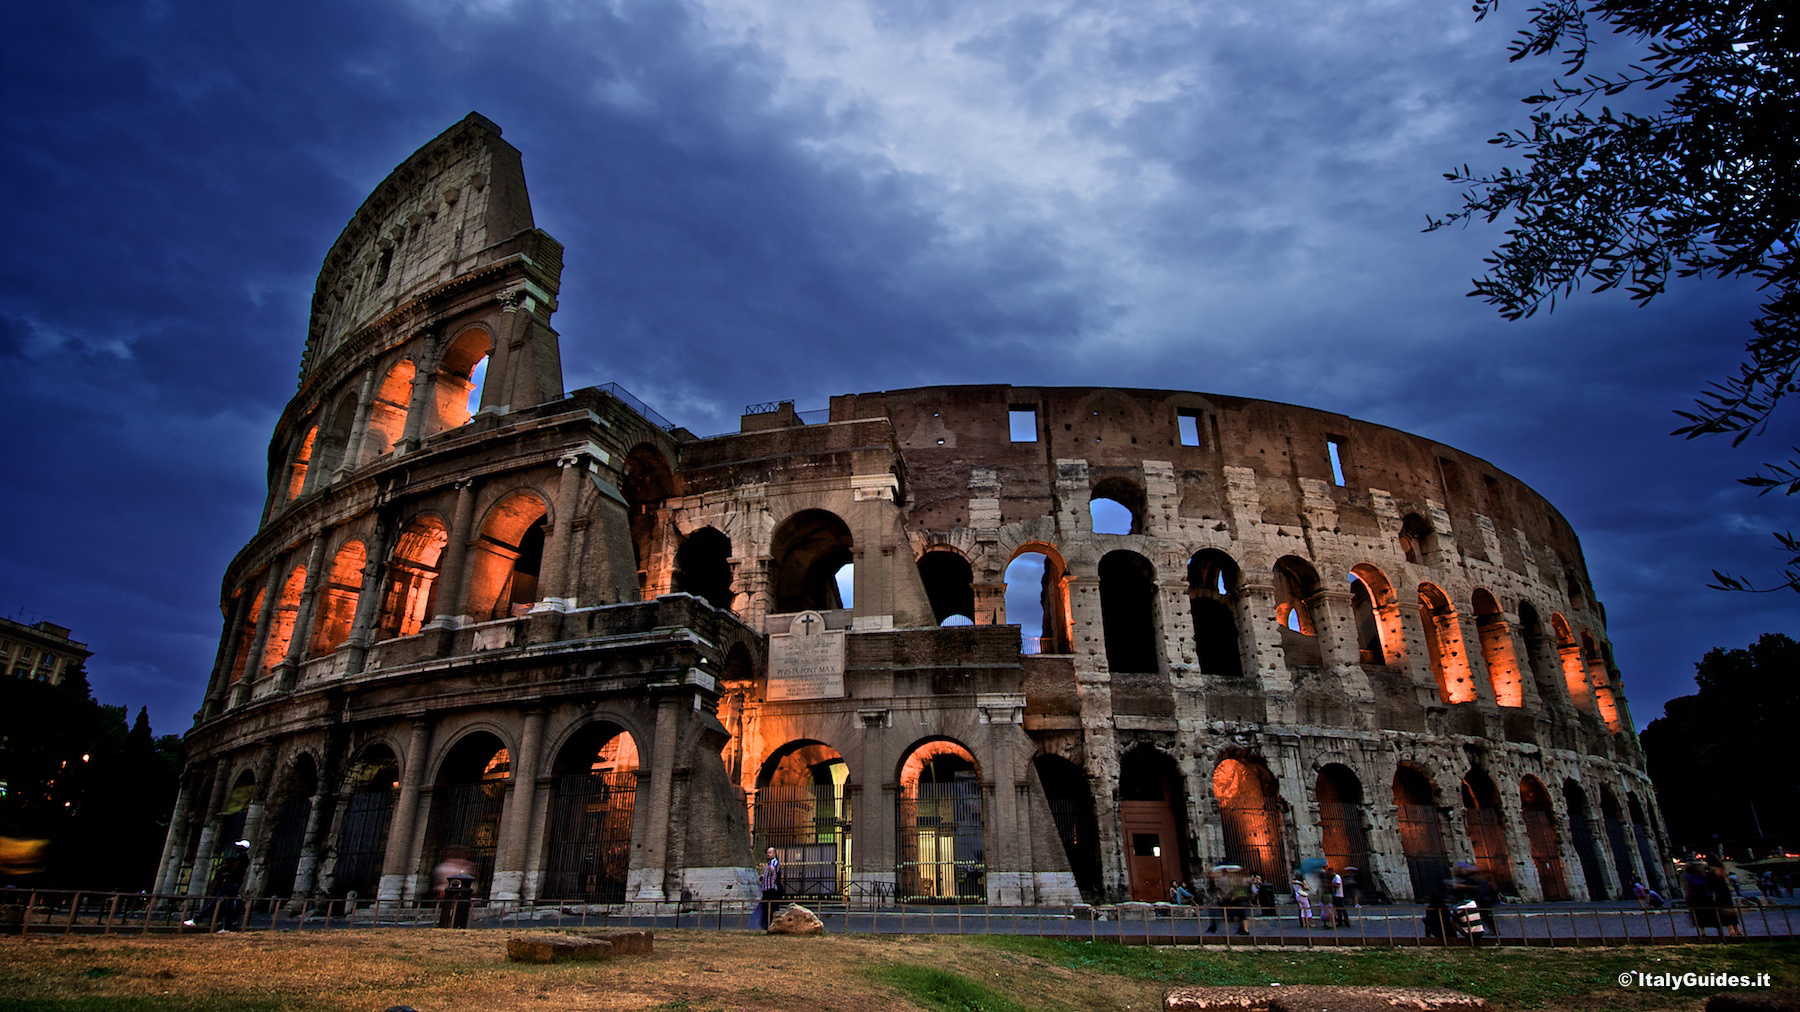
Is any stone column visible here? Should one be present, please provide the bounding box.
[981,712,1025,905]
[397,349,437,454]
[234,568,285,707]
[334,368,379,480]
[480,294,526,415]
[289,786,332,900]
[1310,588,1376,720]
[240,746,282,895]
[277,536,332,690]
[378,719,434,902]
[202,593,253,716]
[425,480,478,629]
[187,766,235,898]
[532,455,587,612]
[627,697,682,900]
[342,517,395,676]
[490,709,546,901]
[153,775,198,897]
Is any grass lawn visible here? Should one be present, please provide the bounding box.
[0,930,1793,1011]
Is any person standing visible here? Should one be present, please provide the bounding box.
[1291,876,1314,928]
[754,846,782,929]
[1329,867,1350,927]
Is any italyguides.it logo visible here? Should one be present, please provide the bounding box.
[1618,971,1772,991]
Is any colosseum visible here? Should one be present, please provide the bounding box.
[154,113,1669,911]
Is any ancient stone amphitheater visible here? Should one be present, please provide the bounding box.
[155,114,1667,910]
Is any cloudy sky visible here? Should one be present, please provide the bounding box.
[1,0,1791,735]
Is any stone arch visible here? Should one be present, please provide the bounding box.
[262,752,319,897]
[1460,769,1516,892]
[753,739,852,900]
[428,325,493,432]
[1599,785,1636,898]
[896,737,985,902]
[1188,549,1241,676]
[769,508,854,613]
[1582,631,1623,730]
[1550,613,1589,710]
[1418,583,1475,704]
[1119,746,1192,901]
[466,489,551,620]
[1273,555,1321,669]
[377,515,448,639]
[1626,792,1663,892]
[1033,753,1102,901]
[918,547,976,626]
[1099,550,1159,673]
[1562,778,1608,899]
[623,443,675,596]
[540,720,640,902]
[1316,763,1372,897]
[1398,513,1435,564]
[217,765,260,858]
[421,729,512,896]
[1471,589,1524,707]
[1393,762,1451,900]
[226,583,266,686]
[330,742,400,898]
[315,388,360,477]
[311,538,367,653]
[260,565,308,674]
[673,526,733,611]
[1089,476,1145,535]
[1348,563,1403,665]
[284,423,317,501]
[1213,755,1287,883]
[1517,601,1558,702]
[360,358,416,462]
[1520,775,1569,900]
[1004,542,1071,654]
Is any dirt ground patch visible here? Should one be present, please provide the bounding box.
[0,928,1163,1011]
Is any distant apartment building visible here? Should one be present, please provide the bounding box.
[0,619,91,686]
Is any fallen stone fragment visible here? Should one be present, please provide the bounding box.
[569,928,653,955]
[1165,985,1489,1011]
[505,934,614,963]
[766,903,824,935]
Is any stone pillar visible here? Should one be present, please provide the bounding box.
[335,368,379,480]
[1309,588,1376,721]
[342,517,395,676]
[491,709,546,902]
[277,535,332,690]
[289,786,332,900]
[153,775,198,896]
[378,719,433,902]
[627,697,682,900]
[971,582,1005,626]
[425,480,478,629]
[1398,602,1441,701]
[981,708,1025,905]
[240,746,282,895]
[397,349,436,454]
[479,293,527,415]
[532,455,587,612]
[187,766,235,898]
[202,593,253,716]
[234,568,285,707]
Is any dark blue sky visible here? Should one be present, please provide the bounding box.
[1,1,1791,735]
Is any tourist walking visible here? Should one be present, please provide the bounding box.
[753,846,782,930]
[1328,866,1350,927]
[1291,876,1314,927]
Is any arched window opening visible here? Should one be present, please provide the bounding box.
[1472,589,1524,707]
[260,566,308,675]
[1461,770,1516,893]
[422,733,511,897]
[264,755,318,898]
[1316,764,1373,900]
[1188,550,1242,676]
[1273,556,1321,668]
[311,540,367,653]
[1564,565,1586,609]
[672,526,734,611]
[285,425,317,501]
[918,550,976,626]
[1521,776,1569,900]
[754,741,851,900]
[1600,787,1636,899]
[1582,631,1622,731]
[1550,614,1590,710]
[1626,794,1662,893]
[1517,602,1557,700]
[1120,748,1191,901]
[1099,550,1159,673]
[1004,546,1071,654]
[330,746,399,899]
[769,509,854,613]
[1418,583,1475,704]
[1034,755,1101,901]
[1393,765,1450,900]
[360,360,416,462]
[1563,780,1609,899]
[465,493,550,620]
[315,391,359,481]
[1089,476,1146,535]
[1213,757,1287,883]
[430,328,494,432]
[1398,514,1435,565]
[227,585,266,685]
[1345,563,1399,666]
[897,740,985,903]
[624,444,675,594]
[377,518,448,639]
[542,724,639,902]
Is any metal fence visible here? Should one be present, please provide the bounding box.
[7,889,1796,947]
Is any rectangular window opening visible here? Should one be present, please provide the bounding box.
[1177,409,1203,447]
[1327,436,1347,487]
[1008,405,1038,443]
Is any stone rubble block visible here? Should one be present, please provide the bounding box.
[505,933,615,963]
[766,903,825,935]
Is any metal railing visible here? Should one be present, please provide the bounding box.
[3,890,1794,947]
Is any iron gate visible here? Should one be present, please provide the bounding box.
[897,780,985,903]
[1464,808,1516,892]
[422,780,506,894]
[1317,801,1371,881]
[331,787,395,898]
[1397,803,1451,899]
[753,785,852,901]
[1046,797,1102,899]
[262,793,312,897]
[1219,800,1286,883]
[541,772,636,903]
[1525,809,1570,900]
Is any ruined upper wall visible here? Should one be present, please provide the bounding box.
[297,113,536,381]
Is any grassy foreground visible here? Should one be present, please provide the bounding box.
[0,930,1793,1011]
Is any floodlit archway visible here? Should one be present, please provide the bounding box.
[896,739,985,903]
[310,540,366,653]
[1461,770,1516,893]
[430,328,493,431]
[1521,776,1569,900]
[466,492,549,619]
[1213,756,1287,883]
[360,359,415,462]
[541,723,639,902]
[259,566,308,674]
[377,518,448,638]
[421,733,510,896]
[330,746,399,899]
[753,740,851,900]
[1004,544,1071,654]
[1419,583,1475,704]
[1393,765,1450,900]
[1349,564,1404,665]
[1472,590,1523,707]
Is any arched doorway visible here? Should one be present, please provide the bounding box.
[1316,764,1372,897]
[1120,748,1190,901]
[1214,757,1287,883]
[1600,787,1637,895]
[1393,765,1450,900]
[541,723,639,902]
[331,746,398,899]
[896,740,985,903]
[1521,776,1569,900]
[1003,545,1071,654]
[754,741,852,900]
[1188,550,1242,676]
[421,733,510,896]
[769,510,854,612]
[1461,770,1516,893]
[263,755,318,898]
[1563,780,1608,899]
[1627,793,1663,892]
[1033,755,1101,901]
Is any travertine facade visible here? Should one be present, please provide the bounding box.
[158,115,1668,909]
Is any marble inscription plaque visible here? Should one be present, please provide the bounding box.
[768,610,846,701]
